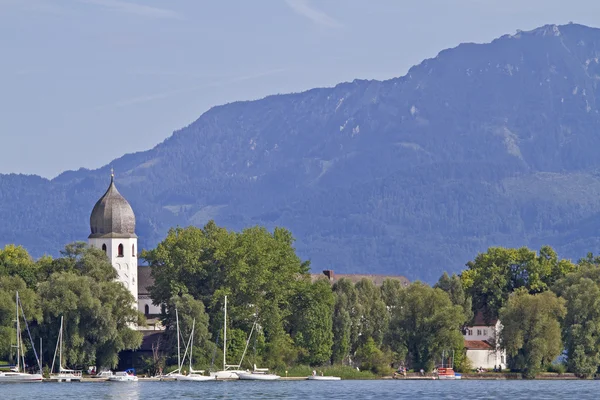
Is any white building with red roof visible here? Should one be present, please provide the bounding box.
[464,311,507,370]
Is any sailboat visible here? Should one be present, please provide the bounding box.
[49,316,82,382]
[0,292,43,383]
[176,318,215,381]
[210,296,247,380]
[236,321,280,381]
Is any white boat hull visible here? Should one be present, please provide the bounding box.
[0,372,43,383]
[211,370,244,380]
[238,372,280,381]
[176,374,216,381]
[307,375,341,381]
[49,373,82,382]
[108,375,138,382]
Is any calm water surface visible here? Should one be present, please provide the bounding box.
[1,380,598,399]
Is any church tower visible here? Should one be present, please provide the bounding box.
[88,171,138,311]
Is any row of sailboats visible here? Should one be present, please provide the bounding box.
[0,292,84,383]
[167,295,280,382]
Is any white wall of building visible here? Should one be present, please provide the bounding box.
[467,349,506,370]
[89,237,138,311]
[138,295,161,316]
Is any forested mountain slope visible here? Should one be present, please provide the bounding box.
[3,23,600,281]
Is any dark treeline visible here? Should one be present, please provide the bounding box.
[3,222,600,378]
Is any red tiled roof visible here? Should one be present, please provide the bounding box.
[464,340,493,350]
[472,310,498,326]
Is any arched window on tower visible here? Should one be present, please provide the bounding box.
[132,244,135,257]
[118,243,124,257]
[145,304,149,316]
[102,244,107,254]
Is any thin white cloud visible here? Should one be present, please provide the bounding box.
[285,0,342,28]
[78,0,182,20]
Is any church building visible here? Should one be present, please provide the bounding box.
[88,172,161,330]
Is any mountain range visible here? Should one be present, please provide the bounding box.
[4,23,600,282]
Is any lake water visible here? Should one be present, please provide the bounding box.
[1,380,599,399]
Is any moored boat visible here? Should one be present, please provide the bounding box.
[108,370,138,382]
[307,375,341,381]
[0,292,43,383]
[49,316,82,382]
[237,364,280,381]
[175,318,216,382]
[436,367,461,380]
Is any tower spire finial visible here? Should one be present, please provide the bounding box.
[110,167,114,182]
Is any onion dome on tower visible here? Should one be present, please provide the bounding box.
[89,170,137,238]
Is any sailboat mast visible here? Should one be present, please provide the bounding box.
[176,308,181,371]
[15,292,20,372]
[189,319,195,372]
[59,316,64,371]
[223,295,227,370]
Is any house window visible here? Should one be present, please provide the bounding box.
[501,355,505,364]
[467,329,473,335]
[145,304,149,315]
[102,243,107,254]
[132,244,136,257]
[118,243,124,257]
[477,329,482,336]
[483,329,488,336]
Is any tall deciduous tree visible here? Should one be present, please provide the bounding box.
[331,278,360,364]
[462,246,575,322]
[290,278,335,366]
[143,221,310,368]
[163,294,213,370]
[499,289,565,378]
[553,261,600,377]
[0,244,39,288]
[36,244,143,369]
[387,282,466,371]
[0,276,40,363]
[435,272,473,325]
[355,279,388,348]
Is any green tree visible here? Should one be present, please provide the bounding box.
[143,222,310,368]
[36,244,143,369]
[499,289,565,378]
[0,244,39,288]
[462,246,575,322]
[435,272,473,325]
[553,261,600,377]
[355,337,390,374]
[331,278,360,364]
[0,276,40,363]
[355,279,388,348]
[290,278,334,366]
[162,294,213,370]
[387,282,465,371]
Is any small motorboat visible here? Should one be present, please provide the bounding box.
[436,367,461,380]
[237,365,280,381]
[108,369,138,382]
[307,375,341,381]
[91,370,114,379]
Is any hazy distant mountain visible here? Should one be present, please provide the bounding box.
[4,23,600,282]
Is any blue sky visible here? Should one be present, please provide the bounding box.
[2,0,600,178]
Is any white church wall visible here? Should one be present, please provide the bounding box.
[89,237,138,310]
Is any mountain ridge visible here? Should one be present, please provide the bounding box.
[3,23,600,282]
